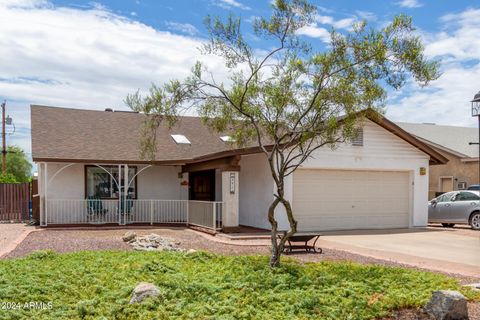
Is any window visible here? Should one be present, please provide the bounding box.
[85,166,137,199]
[171,134,191,144]
[455,192,480,201]
[352,128,364,146]
[457,182,467,190]
[437,192,455,203]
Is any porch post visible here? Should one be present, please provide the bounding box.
[44,162,48,226]
[221,170,240,232]
[124,164,128,225]
[118,164,122,225]
[38,162,45,226]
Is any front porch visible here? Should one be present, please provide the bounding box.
[45,199,223,231]
[37,156,244,233]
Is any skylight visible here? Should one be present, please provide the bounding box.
[171,134,191,144]
[220,136,233,142]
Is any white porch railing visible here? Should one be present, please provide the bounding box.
[43,199,222,232]
[187,201,223,231]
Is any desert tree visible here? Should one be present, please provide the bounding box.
[126,0,439,267]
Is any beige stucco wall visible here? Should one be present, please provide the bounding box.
[428,149,479,199]
[41,163,188,200]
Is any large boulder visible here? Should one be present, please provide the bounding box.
[122,231,136,242]
[424,290,468,320]
[129,282,160,304]
[126,233,185,252]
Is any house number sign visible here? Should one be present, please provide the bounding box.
[230,173,235,194]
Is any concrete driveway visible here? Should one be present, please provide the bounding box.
[319,227,480,277]
[0,223,36,258]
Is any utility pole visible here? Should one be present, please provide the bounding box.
[1,101,6,175]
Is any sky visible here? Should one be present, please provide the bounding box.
[1,0,480,162]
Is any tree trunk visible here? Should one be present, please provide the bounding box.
[267,190,297,268]
[270,242,282,267]
[266,154,297,267]
[267,197,281,267]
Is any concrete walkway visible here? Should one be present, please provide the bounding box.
[0,223,37,258]
[318,228,480,277]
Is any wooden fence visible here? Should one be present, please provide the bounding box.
[0,182,30,221]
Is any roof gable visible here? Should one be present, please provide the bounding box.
[396,122,477,158]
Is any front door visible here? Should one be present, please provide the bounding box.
[189,170,215,201]
[440,177,454,193]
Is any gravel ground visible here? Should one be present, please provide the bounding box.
[3,227,479,319]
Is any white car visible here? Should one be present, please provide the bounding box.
[428,190,480,230]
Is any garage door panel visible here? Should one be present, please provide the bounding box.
[293,169,410,231]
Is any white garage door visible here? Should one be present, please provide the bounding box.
[293,169,410,231]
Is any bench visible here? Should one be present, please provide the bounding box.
[282,233,322,254]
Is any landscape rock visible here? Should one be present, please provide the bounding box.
[122,231,136,242]
[125,233,186,252]
[424,290,468,320]
[187,249,197,254]
[129,282,160,304]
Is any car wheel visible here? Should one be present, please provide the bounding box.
[441,223,455,228]
[470,212,480,230]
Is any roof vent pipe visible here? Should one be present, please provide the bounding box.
[105,108,113,112]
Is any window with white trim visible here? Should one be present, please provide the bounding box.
[85,166,137,199]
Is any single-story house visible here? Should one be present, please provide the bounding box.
[397,122,479,199]
[32,105,447,232]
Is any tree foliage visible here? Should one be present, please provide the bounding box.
[126,0,439,266]
[3,146,32,183]
[0,172,18,183]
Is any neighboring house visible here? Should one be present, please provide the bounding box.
[397,122,479,199]
[32,105,447,232]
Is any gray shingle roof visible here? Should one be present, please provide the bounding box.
[396,122,478,158]
[31,105,246,163]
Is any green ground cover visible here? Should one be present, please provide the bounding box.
[0,250,478,319]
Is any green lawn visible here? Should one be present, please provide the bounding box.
[0,250,478,320]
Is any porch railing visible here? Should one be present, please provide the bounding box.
[43,199,222,232]
[187,201,223,231]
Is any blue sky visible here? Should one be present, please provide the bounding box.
[1,0,480,163]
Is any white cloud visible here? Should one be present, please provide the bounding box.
[387,9,480,127]
[2,0,50,9]
[0,0,229,153]
[315,14,356,30]
[317,6,334,14]
[355,10,377,21]
[213,0,251,11]
[297,24,330,43]
[165,21,199,36]
[297,13,358,42]
[397,0,423,8]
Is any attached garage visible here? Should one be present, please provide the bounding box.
[293,169,411,231]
